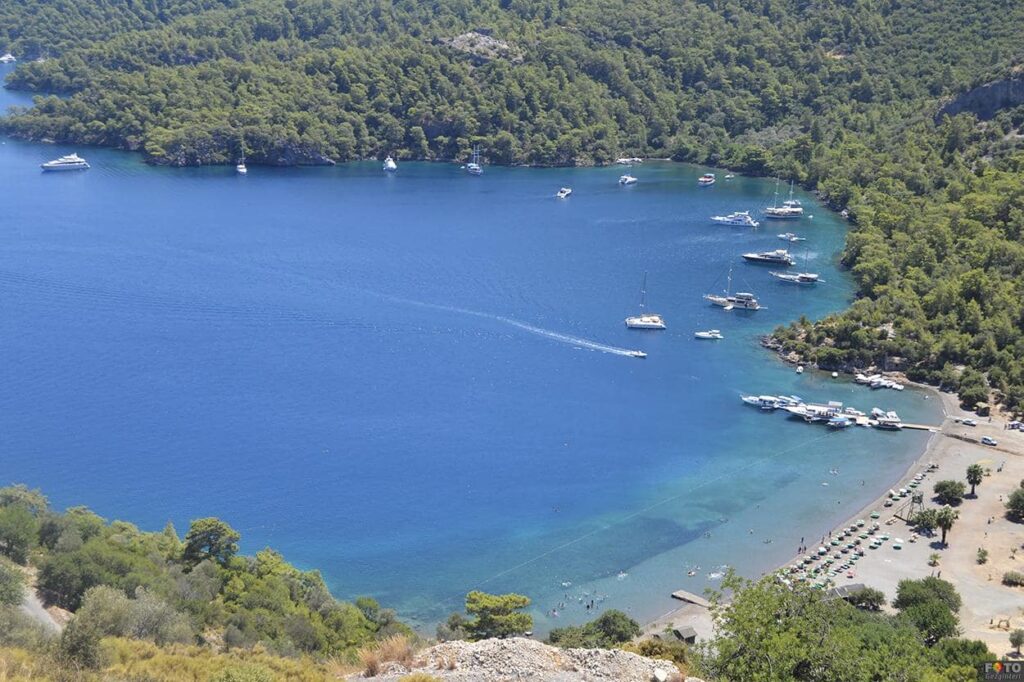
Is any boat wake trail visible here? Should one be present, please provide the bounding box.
[384,295,638,358]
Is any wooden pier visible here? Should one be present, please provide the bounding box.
[670,589,711,609]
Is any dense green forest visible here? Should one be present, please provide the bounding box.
[1,1,1023,407]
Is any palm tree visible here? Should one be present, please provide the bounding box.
[936,506,960,546]
[967,464,984,496]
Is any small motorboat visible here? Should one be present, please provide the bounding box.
[556,187,572,198]
[698,173,716,186]
[628,350,647,359]
[383,155,398,172]
[724,173,735,179]
[694,329,723,340]
[236,162,247,175]
[777,232,805,242]
[619,175,638,185]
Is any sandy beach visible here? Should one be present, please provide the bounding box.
[646,387,1024,654]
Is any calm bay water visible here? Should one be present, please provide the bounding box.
[0,66,941,630]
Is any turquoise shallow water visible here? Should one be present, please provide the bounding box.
[0,66,941,630]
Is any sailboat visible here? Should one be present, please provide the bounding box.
[625,272,666,329]
[770,246,821,284]
[703,267,762,310]
[465,146,483,176]
[235,157,247,174]
[765,180,803,219]
[383,155,398,172]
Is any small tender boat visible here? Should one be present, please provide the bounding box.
[694,329,723,340]
[724,173,735,179]
[383,155,398,172]
[619,174,638,185]
[628,350,647,359]
[0,53,15,64]
[698,173,716,186]
[41,153,90,171]
[742,249,795,265]
[711,211,759,228]
[556,187,572,199]
[625,272,665,330]
[236,161,247,175]
[770,271,821,284]
[777,232,805,242]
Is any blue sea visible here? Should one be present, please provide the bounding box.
[0,65,941,631]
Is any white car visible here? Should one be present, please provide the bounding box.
[982,436,998,446]
[962,418,978,426]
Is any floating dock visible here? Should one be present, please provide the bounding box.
[670,590,711,608]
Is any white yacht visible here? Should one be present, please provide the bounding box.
[616,157,642,165]
[711,211,759,227]
[465,146,483,175]
[777,232,805,242]
[383,155,398,172]
[742,394,782,409]
[625,272,665,330]
[556,187,572,198]
[618,174,637,185]
[742,249,795,265]
[704,267,762,310]
[0,53,15,64]
[698,173,716,186]
[236,161,247,175]
[765,180,804,219]
[770,271,820,284]
[41,153,90,171]
[694,329,723,340]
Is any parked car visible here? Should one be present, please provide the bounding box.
[982,436,998,446]
[963,418,978,426]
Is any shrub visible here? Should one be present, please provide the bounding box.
[359,634,415,676]
[0,560,25,606]
[1003,572,1024,587]
[1007,489,1024,520]
[933,480,966,505]
[893,578,962,613]
[846,586,886,611]
[209,666,276,682]
[399,675,443,682]
[977,548,989,564]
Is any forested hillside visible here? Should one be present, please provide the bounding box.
[1,0,1023,411]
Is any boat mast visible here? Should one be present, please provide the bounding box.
[771,178,780,209]
[639,272,648,312]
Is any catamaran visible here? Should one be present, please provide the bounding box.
[41,153,90,171]
[383,155,398,172]
[765,180,804,219]
[703,267,762,310]
[710,211,759,227]
[465,146,483,175]
[625,272,665,329]
[742,249,795,265]
[698,173,716,186]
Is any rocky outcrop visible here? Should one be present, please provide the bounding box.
[351,637,694,682]
[936,79,1024,122]
[439,31,524,64]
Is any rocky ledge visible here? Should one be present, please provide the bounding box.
[350,637,700,682]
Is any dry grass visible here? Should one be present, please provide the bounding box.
[358,634,416,676]
[398,674,442,682]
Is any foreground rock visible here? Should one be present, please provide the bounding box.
[351,637,696,681]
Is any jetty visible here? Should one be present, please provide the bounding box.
[670,589,711,608]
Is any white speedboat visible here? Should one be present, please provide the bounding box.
[625,272,665,329]
[742,249,794,265]
[236,162,247,175]
[778,232,805,242]
[628,350,647,359]
[694,329,723,340]
[0,53,15,64]
[383,156,398,172]
[41,153,90,171]
[465,146,483,175]
[770,271,820,284]
[724,173,735,179]
[711,211,759,227]
[556,187,572,198]
[704,267,762,310]
[698,173,716,186]
[619,174,637,185]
